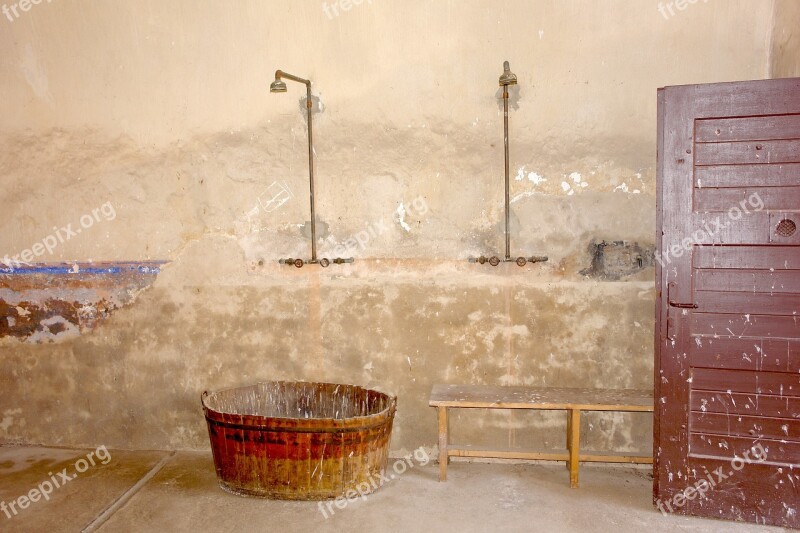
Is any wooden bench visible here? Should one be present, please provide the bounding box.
[429,384,654,488]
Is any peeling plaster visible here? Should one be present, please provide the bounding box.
[20,44,53,105]
[395,203,411,232]
[0,262,166,342]
[0,409,22,432]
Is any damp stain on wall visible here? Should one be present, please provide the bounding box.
[579,240,655,281]
[0,262,166,342]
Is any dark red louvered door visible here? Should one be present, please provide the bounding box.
[655,78,800,528]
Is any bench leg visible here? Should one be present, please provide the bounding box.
[438,406,448,481]
[565,410,572,470]
[568,409,580,488]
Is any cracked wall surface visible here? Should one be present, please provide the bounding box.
[0,263,164,342]
[0,0,792,454]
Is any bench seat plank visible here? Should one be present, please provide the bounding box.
[429,384,654,411]
[447,445,652,464]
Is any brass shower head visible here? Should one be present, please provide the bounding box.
[499,61,517,86]
[270,78,288,93]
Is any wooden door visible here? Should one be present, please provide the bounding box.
[655,78,800,528]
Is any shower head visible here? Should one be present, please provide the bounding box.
[270,70,311,93]
[499,61,517,86]
[270,79,288,93]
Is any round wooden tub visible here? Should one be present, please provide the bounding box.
[201,381,396,500]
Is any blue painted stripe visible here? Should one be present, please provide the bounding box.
[0,261,168,275]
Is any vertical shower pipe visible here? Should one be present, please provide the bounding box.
[503,69,511,262]
[469,61,547,267]
[273,71,354,267]
[305,80,317,263]
[278,71,316,263]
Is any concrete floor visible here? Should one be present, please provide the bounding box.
[0,446,791,533]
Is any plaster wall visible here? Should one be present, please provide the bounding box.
[0,0,786,454]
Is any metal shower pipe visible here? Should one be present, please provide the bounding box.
[503,65,512,261]
[469,61,548,268]
[270,70,353,268]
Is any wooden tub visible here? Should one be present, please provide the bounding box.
[201,381,396,500]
